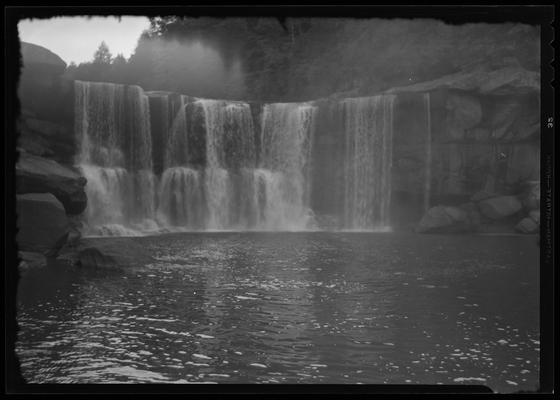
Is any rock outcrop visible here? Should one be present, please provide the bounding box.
[520,181,540,211]
[386,66,539,96]
[16,152,87,215]
[18,41,73,123]
[18,251,48,270]
[16,193,69,255]
[478,195,523,220]
[416,205,480,233]
[18,42,75,164]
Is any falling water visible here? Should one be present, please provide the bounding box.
[257,103,316,230]
[199,99,256,229]
[157,167,204,229]
[75,81,156,235]
[76,81,397,234]
[424,93,432,213]
[342,95,394,230]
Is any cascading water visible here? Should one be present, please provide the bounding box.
[342,95,394,230]
[423,93,432,213]
[155,98,316,231]
[75,80,397,235]
[75,80,156,235]
[257,103,316,230]
[199,99,255,229]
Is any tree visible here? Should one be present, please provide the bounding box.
[110,53,129,84]
[93,41,112,64]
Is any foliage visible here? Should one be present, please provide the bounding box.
[93,41,112,64]
[63,19,540,101]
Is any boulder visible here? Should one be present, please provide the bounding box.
[17,193,69,255]
[16,152,87,215]
[416,205,478,233]
[25,117,70,137]
[74,237,154,269]
[18,116,75,164]
[18,42,73,122]
[505,144,540,186]
[515,217,538,234]
[18,251,47,270]
[520,180,540,211]
[471,190,499,202]
[528,209,540,225]
[478,195,522,219]
[20,42,66,73]
[465,127,491,142]
[489,99,520,140]
[446,93,482,140]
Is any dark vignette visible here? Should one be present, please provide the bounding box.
[4,3,555,395]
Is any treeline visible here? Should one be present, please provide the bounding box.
[65,18,540,102]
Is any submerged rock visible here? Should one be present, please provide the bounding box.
[16,193,69,255]
[16,152,87,215]
[477,195,522,220]
[74,237,154,269]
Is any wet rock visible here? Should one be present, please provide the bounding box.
[446,93,482,140]
[18,116,76,164]
[505,144,540,186]
[466,127,491,142]
[528,209,540,225]
[25,117,69,137]
[416,205,478,233]
[18,251,47,270]
[520,181,540,211]
[471,190,499,203]
[489,98,520,140]
[16,152,87,215]
[17,193,69,255]
[459,202,482,226]
[478,195,522,220]
[75,237,154,269]
[515,217,538,234]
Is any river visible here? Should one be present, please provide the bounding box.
[16,232,539,392]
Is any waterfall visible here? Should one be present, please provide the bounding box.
[198,99,256,229]
[342,95,394,230]
[75,81,156,235]
[423,93,432,213]
[75,81,398,235]
[157,167,204,229]
[258,103,316,230]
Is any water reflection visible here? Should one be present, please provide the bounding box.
[17,233,539,391]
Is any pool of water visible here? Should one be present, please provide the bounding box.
[16,232,540,392]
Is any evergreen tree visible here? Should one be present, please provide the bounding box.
[93,41,113,64]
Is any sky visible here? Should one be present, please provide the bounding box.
[18,16,151,65]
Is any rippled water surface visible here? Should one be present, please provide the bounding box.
[17,233,539,392]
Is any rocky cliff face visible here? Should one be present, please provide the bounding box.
[18,42,75,164]
[385,68,540,234]
[17,43,86,266]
